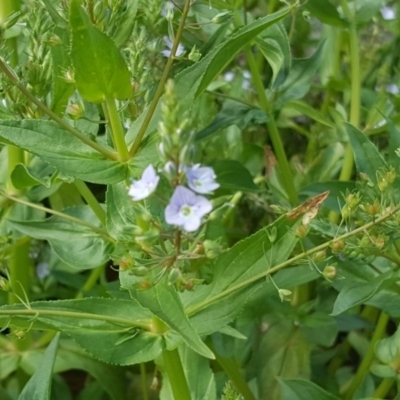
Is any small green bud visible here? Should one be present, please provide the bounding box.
[211,11,233,24]
[266,226,277,243]
[295,224,309,238]
[0,277,10,291]
[204,240,224,259]
[278,289,292,302]
[12,330,26,340]
[64,69,75,84]
[43,33,62,47]
[188,45,201,62]
[378,177,388,192]
[361,201,381,216]
[371,236,385,249]
[330,239,345,252]
[345,193,361,209]
[341,204,351,219]
[323,265,336,280]
[168,268,181,285]
[359,173,374,187]
[312,250,326,263]
[66,103,84,120]
[386,166,396,184]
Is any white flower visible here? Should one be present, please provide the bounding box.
[185,164,220,194]
[381,6,396,20]
[387,84,399,95]
[165,186,212,232]
[128,165,160,201]
[161,37,184,58]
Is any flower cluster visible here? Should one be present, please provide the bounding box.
[128,164,219,232]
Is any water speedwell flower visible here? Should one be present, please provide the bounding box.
[165,186,212,232]
[161,37,184,58]
[185,164,220,194]
[128,165,160,201]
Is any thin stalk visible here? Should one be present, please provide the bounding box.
[344,312,389,400]
[373,378,394,399]
[7,240,32,351]
[128,0,191,158]
[330,0,361,223]
[162,348,192,400]
[105,97,129,161]
[73,180,106,226]
[186,204,400,315]
[0,0,20,67]
[75,265,105,299]
[0,190,113,240]
[140,363,150,400]
[0,58,119,161]
[207,339,256,400]
[0,308,151,330]
[234,12,297,205]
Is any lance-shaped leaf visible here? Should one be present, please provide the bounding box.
[183,215,300,336]
[19,333,60,400]
[133,280,215,359]
[0,298,161,366]
[69,0,131,102]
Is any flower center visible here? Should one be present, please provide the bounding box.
[180,205,193,218]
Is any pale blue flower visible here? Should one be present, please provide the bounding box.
[165,186,212,232]
[128,165,160,201]
[185,164,220,194]
[36,262,50,279]
[161,37,184,58]
[381,6,396,20]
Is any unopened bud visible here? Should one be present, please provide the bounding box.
[119,257,134,271]
[211,11,232,24]
[386,167,396,184]
[66,103,84,120]
[64,69,75,83]
[188,45,201,62]
[278,289,292,302]
[312,250,326,263]
[295,224,309,238]
[323,265,336,280]
[204,240,224,259]
[131,266,149,277]
[361,202,381,216]
[0,277,10,291]
[330,239,345,252]
[378,177,388,192]
[12,330,26,340]
[371,236,385,249]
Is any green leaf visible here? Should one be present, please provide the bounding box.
[278,378,340,400]
[69,0,131,102]
[112,1,138,48]
[345,123,387,184]
[331,272,398,316]
[354,0,384,25]
[285,100,335,128]
[8,206,113,270]
[106,183,137,242]
[184,215,299,335]
[19,333,60,400]
[134,280,215,359]
[273,41,326,107]
[196,102,268,141]
[211,159,259,192]
[50,28,74,115]
[11,159,56,189]
[0,298,160,366]
[304,0,348,27]
[0,120,127,184]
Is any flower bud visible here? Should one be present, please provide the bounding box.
[330,239,345,252]
[12,330,26,340]
[203,240,224,259]
[119,257,135,271]
[64,69,75,84]
[0,277,10,291]
[312,250,326,263]
[278,289,292,302]
[371,236,385,249]
[188,45,201,62]
[386,167,396,184]
[130,266,149,277]
[361,202,381,216]
[295,224,309,238]
[66,103,84,120]
[323,265,336,280]
[378,177,388,192]
[212,11,233,24]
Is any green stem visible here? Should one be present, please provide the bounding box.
[373,378,394,399]
[0,58,119,161]
[0,308,151,330]
[7,240,32,350]
[0,190,113,240]
[140,363,149,400]
[73,180,106,226]
[128,0,191,158]
[0,0,20,67]
[75,265,104,299]
[207,339,256,400]
[234,12,297,205]
[344,312,389,400]
[162,348,192,400]
[105,97,129,161]
[187,204,400,315]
